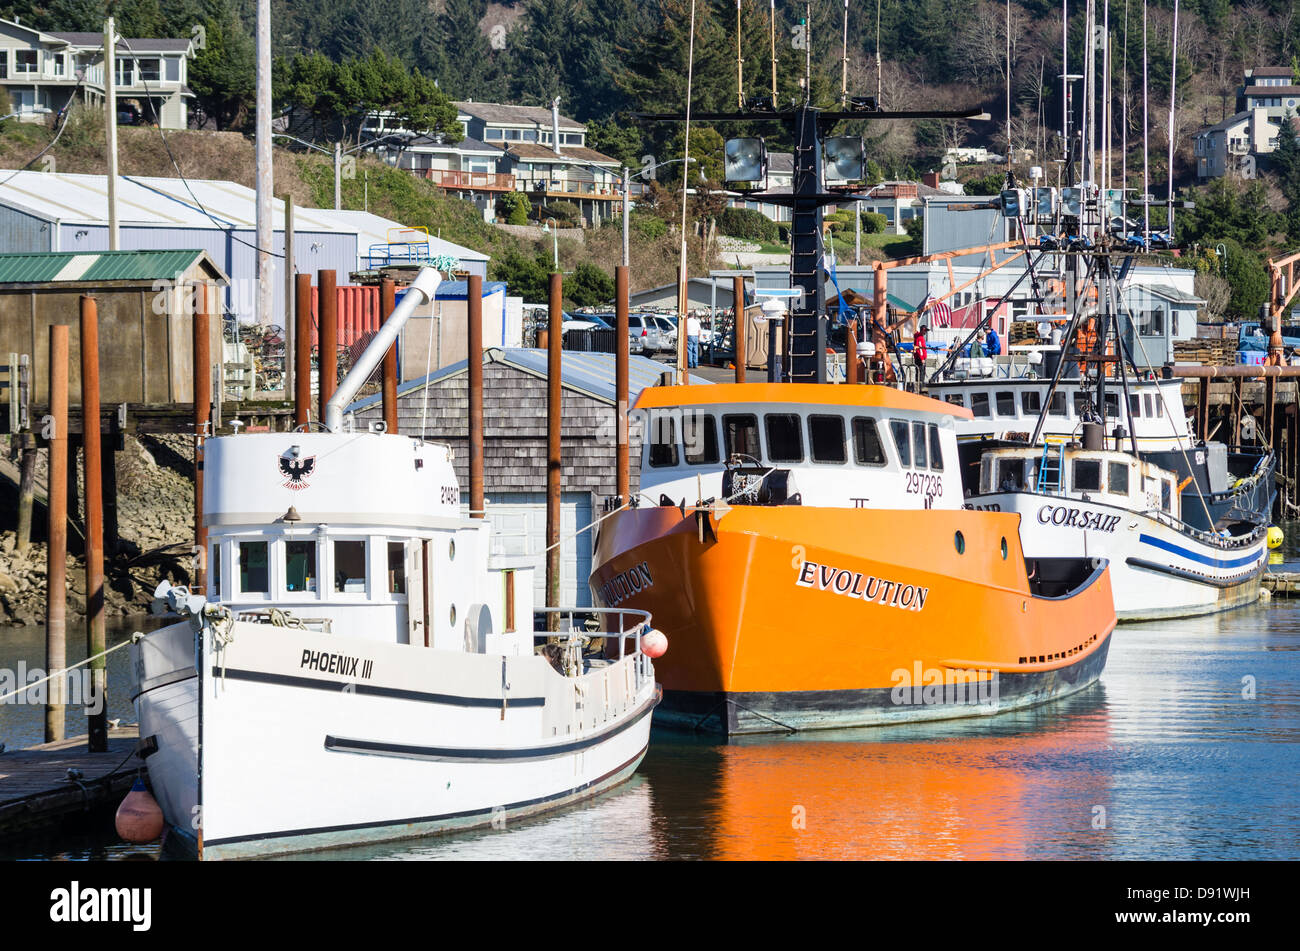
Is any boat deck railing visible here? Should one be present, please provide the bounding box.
[536,606,655,684]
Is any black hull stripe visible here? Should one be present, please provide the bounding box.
[324,695,658,763]
[202,743,651,850]
[1125,557,1266,590]
[129,667,196,703]
[210,666,546,708]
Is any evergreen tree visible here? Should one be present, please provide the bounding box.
[189,0,254,129]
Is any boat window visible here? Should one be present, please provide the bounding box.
[979,457,993,493]
[765,414,804,463]
[1048,392,1067,416]
[1104,393,1119,419]
[944,394,965,407]
[387,542,406,594]
[1162,480,1173,512]
[682,411,720,465]
[851,417,887,466]
[1073,393,1096,420]
[1155,395,1164,417]
[997,458,1026,491]
[237,541,269,594]
[970,393,991,418]
[995,391,1016,417]
[1129,395,1142,417]
[1022,391,1041,414]
[648,412,679,467]
[334,540,368,594]
[911,421,929,469]
[1109,462,1130,496]
[1072,459,1102,492]
[809,415,846,464]
[210,544,221,598]
[723,414,761,461]
[890,420,911,467]
[928,424,944,471]
[285,540,317,593]
[1144,394,1155,418]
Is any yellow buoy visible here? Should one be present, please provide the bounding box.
[1267,526,1284,550]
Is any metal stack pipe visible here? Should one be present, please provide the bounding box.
[547,272,563,628]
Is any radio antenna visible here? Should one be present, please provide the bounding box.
[736,0,744,109]
[770,0,778,103]
[1166,0,1179,236]
[841,0,849,107]
[804,1,812,102]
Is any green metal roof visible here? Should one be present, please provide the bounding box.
[0,250,227,285]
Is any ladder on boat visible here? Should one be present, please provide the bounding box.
[1036,443,1063,493]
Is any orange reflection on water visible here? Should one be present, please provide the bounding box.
[694,698,1115,860]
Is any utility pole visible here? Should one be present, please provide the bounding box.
[103,18,118,251]
[255,0,273,324]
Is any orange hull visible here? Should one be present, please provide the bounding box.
[591,505,1116,733]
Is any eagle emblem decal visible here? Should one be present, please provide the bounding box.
[278,452,317,490]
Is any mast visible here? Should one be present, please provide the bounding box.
[737,0,744,109]
[1142,0,1149,238]
[1167,0,1180,236]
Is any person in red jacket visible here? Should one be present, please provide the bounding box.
[913,323,928,380]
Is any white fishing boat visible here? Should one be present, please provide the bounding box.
[129,267,659,859]
[967,426,1268,621]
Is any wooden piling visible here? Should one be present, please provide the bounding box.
[318,269,338,424]
[381,278,398,435]
[1198,377,1209,442]
[194,287,211,578]
[79,296,107,753]
[15,436,36,552]
[846,318,859,384]
[295,273,312,427]
[467,274,484,518]
[733,275,746,384]
[615,265,630,503]
[44,325,68,744]
[546,272,562,629]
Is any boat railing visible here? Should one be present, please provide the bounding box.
[535,607,656,684]
[1137,506,1265,548]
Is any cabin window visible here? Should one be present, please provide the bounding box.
[238,541,269,594]
[1162,480,1173,512]
[682,412,720,465]
[809,415,846,464]
[1129,395,1142,417]
[1104,393,1119,419]
[723,414,761,460]
[1073,393,1096,420]
[1109,462,1130,496]
[944,394,965,407]
[388,542,406,594]
[970,393,991,418]
[995,391,1016,417]
[285,540,317,593]
[765,414,804,463]
[333,540,368,594]
[851,417,887,466]
[889,420,911,467]
[1022,391,1041,414]
[997,458,1026,491]
[1155,396,1164,418]
[210,544,221,598]
[1048,392,1067,416]
[911,421,929,469]
[1144,394,1155,418]
[928,424,944,471]
[1072,459,1102,492]
[648,412,679,467]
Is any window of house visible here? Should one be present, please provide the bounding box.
[911,421,929,469]
[890,420,911,467]
[928,424,944,472]
[485,128,503,140]
[0,51,7,79]
[1109,462,1130,496]
[723,414,760,460]
[1073,459,1102,492]
[285,540,317,593]
[995,391,1016,417]
[522,129,537,142]
[15,50,38,74]
[765,414,804,463]
[387,542,406,594]
[852,417,886,465]
[116,58,132,84]
[238,541,269,594]
[1139,308,1164,336]
[333,540,368,594]
[564,133,583,145]
[809,415,846,464]
[971,393,991,418]
[165,56,180,82]
[648,412,679,467]
[51,53,65,76]
[682,412,720,465]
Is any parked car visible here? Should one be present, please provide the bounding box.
[626,313,663,354]
[651,315,678,351]
[562,313,612,335]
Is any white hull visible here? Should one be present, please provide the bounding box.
[969,492,1267,621]
[132,619,657,859]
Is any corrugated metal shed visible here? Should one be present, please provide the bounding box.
[0,249,228,285]
[347,348,693,415]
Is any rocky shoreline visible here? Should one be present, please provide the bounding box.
[0,434,198,626]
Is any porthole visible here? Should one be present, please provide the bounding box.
[955,531,965,554]
[448,539,456,561]
[1001,537,1008,560]
[449,604,457,626]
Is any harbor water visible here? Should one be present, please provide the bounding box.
[1,575,1297,861]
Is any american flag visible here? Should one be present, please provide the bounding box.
[918,295,953,328]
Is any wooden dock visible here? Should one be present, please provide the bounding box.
[0,726,141,838]
[1263,572,1300,596]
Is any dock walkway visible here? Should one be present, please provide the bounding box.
[0,726,140,838]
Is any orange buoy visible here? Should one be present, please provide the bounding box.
[115,776,164,843]
[642,629,669,659]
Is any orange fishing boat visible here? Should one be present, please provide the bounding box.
[590,383,1116,735]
